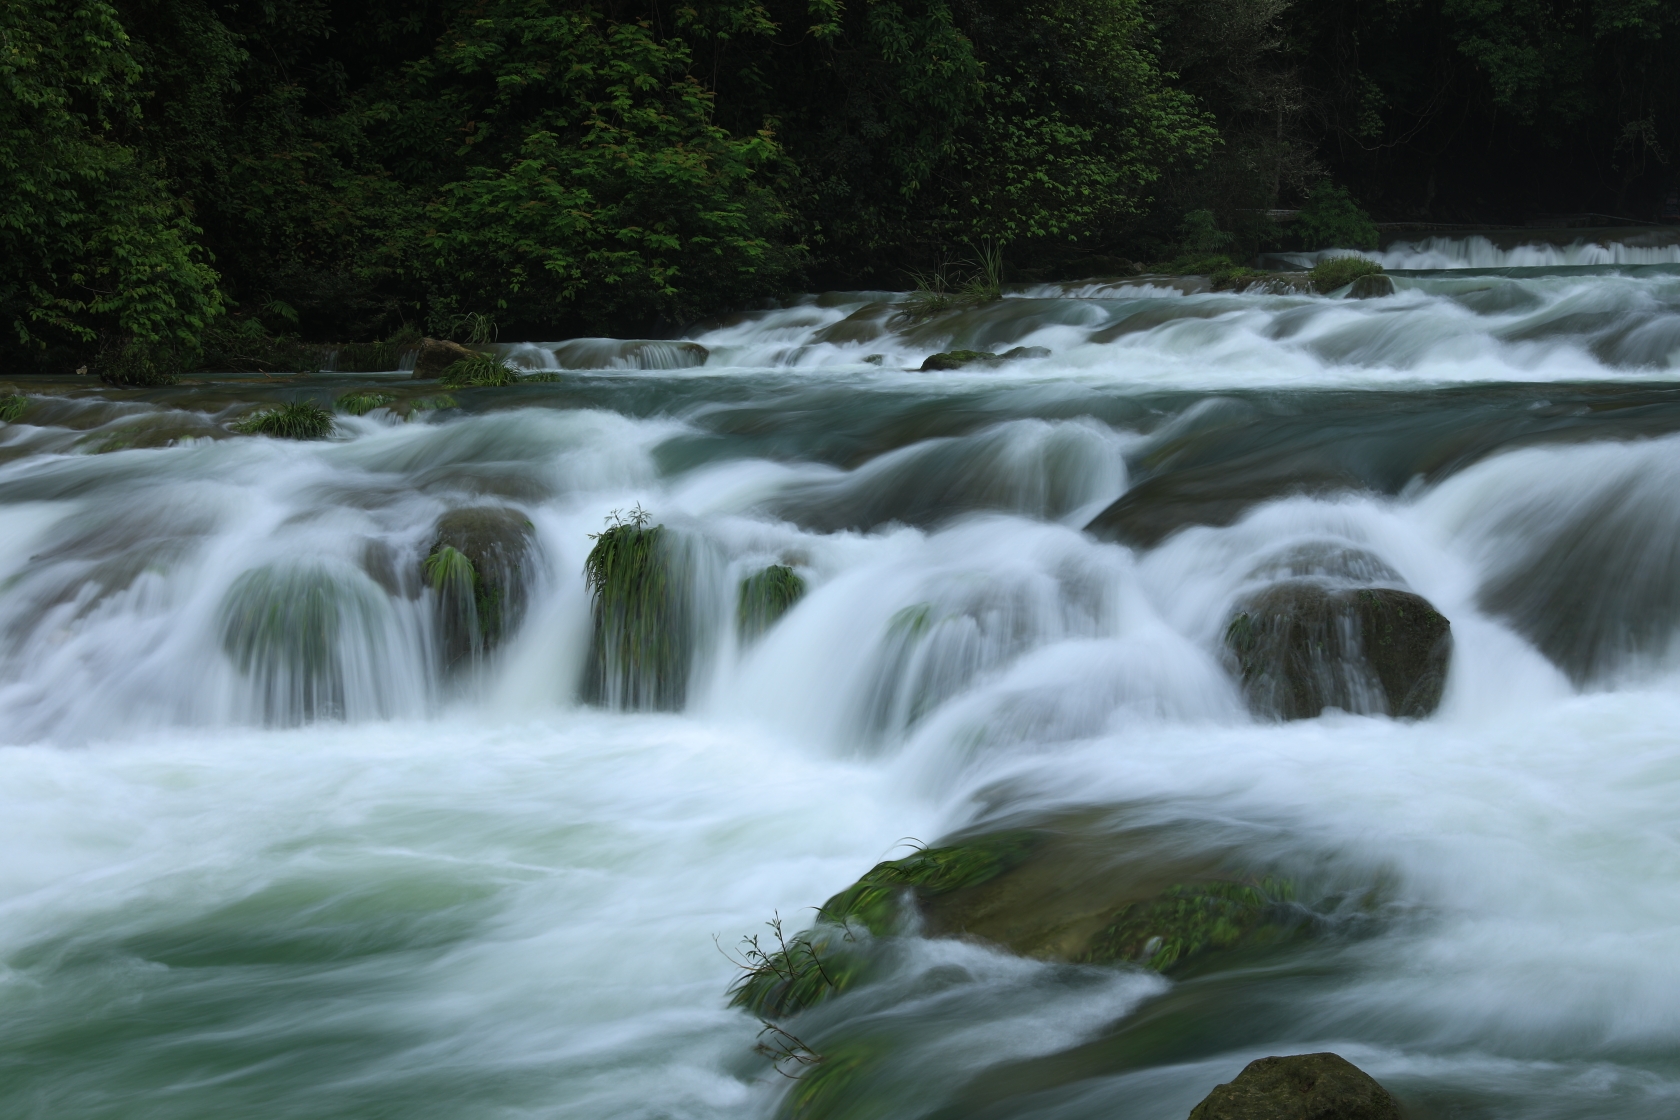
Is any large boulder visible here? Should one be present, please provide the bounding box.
[1188,1053,1401,1120]
[423,507,536,668]
[1225,583,1451,720]
[412,338,478,379]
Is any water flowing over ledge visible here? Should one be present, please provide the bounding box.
[4,236,1680,1120]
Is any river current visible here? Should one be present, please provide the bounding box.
[5,236,1680,1119]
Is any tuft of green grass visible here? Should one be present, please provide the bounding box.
[584,506,690,710]
[438,354,518,388]
[1210,264,1267,291]
[335,391,396,416]
[232,400,335,439]
[406,395,457,414]
[0,394,26,423]
[738,564,806,641]
[897,240,1006,322]
[1308,255,1383,293]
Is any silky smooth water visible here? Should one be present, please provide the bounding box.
[5,240,1680,1119]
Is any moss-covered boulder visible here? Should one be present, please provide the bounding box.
[583,511,692,710]
[1225,583,1451,720]
[731,829,1310,1020]
[1188,1053,1401,1120]
[423,507,536,668]
[411,338,477,379]
[921,349,998,371]
[738,564,806,641]
[1346,273,1395,299]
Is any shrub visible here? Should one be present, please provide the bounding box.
[1296,182,1379,251]
[1308,256,1384,293]
[233,401,335,439]
[96,337,183,386]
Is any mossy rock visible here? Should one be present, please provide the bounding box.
[1346,273,1395,299]
[1188,1053,1401,1120]
[411,338,477,379]
[423,507,536,668]
[920,349,998,371]
[1225,582,1451,720]
[738,564,807,641]
[583,515,693,710]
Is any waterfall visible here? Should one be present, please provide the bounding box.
[4,236,1680,1120]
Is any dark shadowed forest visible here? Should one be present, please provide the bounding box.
[4,0,1677,371]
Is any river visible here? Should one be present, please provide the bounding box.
[4,235,1680,1119]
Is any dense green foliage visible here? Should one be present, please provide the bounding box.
[3,0,1676,368]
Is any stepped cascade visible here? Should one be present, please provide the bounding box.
[4,236,1680,1119]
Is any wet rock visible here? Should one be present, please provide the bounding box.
[1188,1053,1401,1120]
[1000,345,1051,360]
[921,349,998,371]
[1347,274,1395,299]
[423,506,536,667]
[1225,583,1451,720]
[411,338,477,379]
[583,515,694,710]
[738,564,806,641]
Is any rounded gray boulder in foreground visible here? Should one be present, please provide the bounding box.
[1188,1053,1401,1120]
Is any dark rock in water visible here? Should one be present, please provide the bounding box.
[411,338,477,379]
[1226,583,1451,719]
[1347,274,1395,299]
[920,346,1049,371]
[423,506,536,667]
[1188,1053,1401,1120]
[1085,468,1363,548]
[921,349,998,371]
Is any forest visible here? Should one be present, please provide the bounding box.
[3,0,1677,376]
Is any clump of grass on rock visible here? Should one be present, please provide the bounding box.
[738,564,806,641]
[0,394,27,423]
[335,391,395,416]
[1308,255,1383,293]
[584,506,692,710]
[233,400,335,439]
[438,354,519,389]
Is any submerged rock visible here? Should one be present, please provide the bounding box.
[411,338,477,379]
[1225,583,1451,720]
[1188,1053,1401,1120]
[738,564,806,641]
[1347,274,1396,299]
[921,349,998,370]
[919,346,1050,371]
[424,506,536,668]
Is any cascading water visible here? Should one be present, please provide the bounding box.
[5,239,1680,1119]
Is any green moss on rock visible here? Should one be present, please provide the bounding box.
[424,507,536,668]
[739,564,806,641]
[1189,1052,1401,1120]
[1079,879,1297,974]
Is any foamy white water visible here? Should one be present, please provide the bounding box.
[5,237,1680,1119]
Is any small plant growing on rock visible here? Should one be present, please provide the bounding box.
[739,564,806,641]
[233,401,335,439]
[584,506,691,709]
[0,394,26,423]
[335,391,396,416]
[1308,256,1384,293]
[898,239,1005,321]
[423,507,536,668]
[439,354,518,388]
